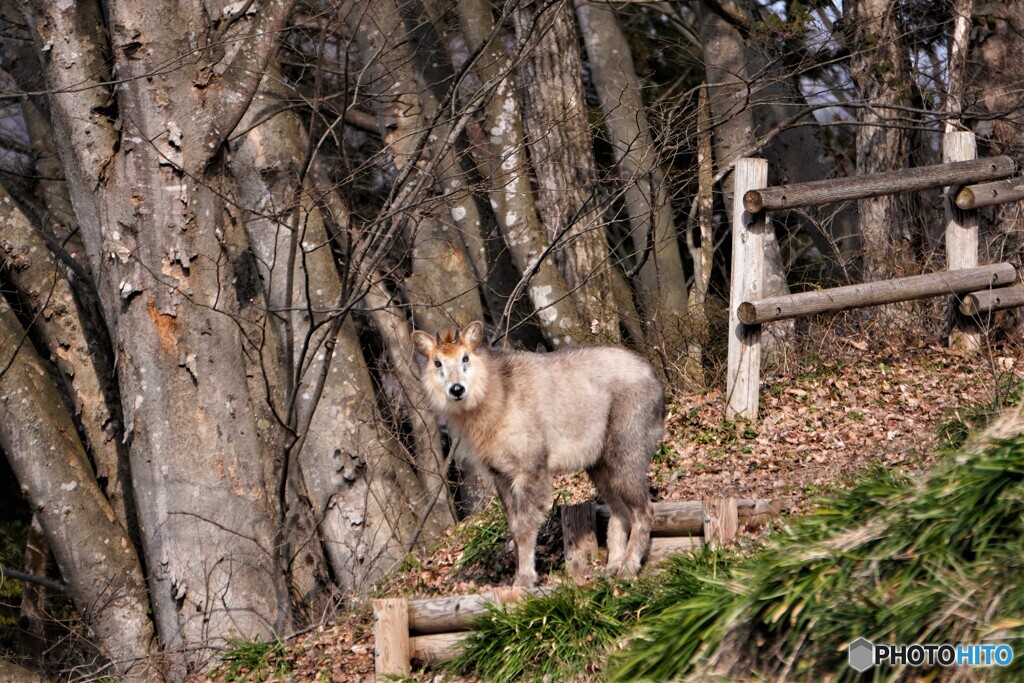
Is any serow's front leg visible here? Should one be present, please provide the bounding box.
[496,472,549,587]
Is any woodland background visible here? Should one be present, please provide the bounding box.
[0,0,1022,679]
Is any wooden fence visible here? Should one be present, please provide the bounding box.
[728,131,1023,419]
[373,497,785,680]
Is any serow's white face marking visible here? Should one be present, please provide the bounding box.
[434,349,473,402]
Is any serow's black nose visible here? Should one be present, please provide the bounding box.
[449,383,465,399]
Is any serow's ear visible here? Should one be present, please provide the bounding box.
[411,330,436,361]
[462,321,485,351]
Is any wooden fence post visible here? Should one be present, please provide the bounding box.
[944,131,981,351]
[561,502,598,578]
[702,498,739,548]
[727,158,768,420]
[373,598,410,681]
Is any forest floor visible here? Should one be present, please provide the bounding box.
[200,334,1024,682]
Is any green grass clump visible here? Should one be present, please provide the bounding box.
[443,550,730,682]
[219,638,293,682]
[610,407,1024,682]
[456,500,510,573]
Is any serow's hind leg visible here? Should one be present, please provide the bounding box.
[588,462,631,576]
[618,491,652,579]
[591,455,653,578]
[615,459,653,578]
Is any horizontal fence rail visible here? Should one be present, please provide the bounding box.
[738,263,1017,325]
[743,156,1015,213]
[960,284,1024,316]
[955,177,1024,210]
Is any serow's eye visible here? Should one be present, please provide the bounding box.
[434,359,442,368]
[462,355,469,363]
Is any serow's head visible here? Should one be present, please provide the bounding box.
[412,321,486,412]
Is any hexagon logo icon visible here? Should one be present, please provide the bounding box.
[848,637,875,672]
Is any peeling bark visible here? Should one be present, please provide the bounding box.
[21,0,295,667]
[0,186,130,528]
[0,302,155,681]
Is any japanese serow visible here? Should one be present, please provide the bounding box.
[412,321,663,586]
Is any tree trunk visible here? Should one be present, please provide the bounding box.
[745,41,861,279]
[226,75,334,608]
[684,85,715,387]
[573,0,690,367]
[21,0,295,668]
[0,302,155,680]
[844,0,917,281]
[390,0,495,287]
[945,0,973,135]
[344,0,485,336]
[0,187,132,529]
[413,0,542,337]
[512,0,619,342]
[458,0,587,345]
[343,0,496,515]
[965,2,1024,333]
[699,4,793,357]
[0,0,88,271]
[229,69,444,595]
[966,2,1024,239]
[17,517,48,666]
[361,279,469,518]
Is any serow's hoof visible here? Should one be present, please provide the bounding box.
[513,573,538,588]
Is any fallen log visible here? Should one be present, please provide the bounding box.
[409,631,468,665]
